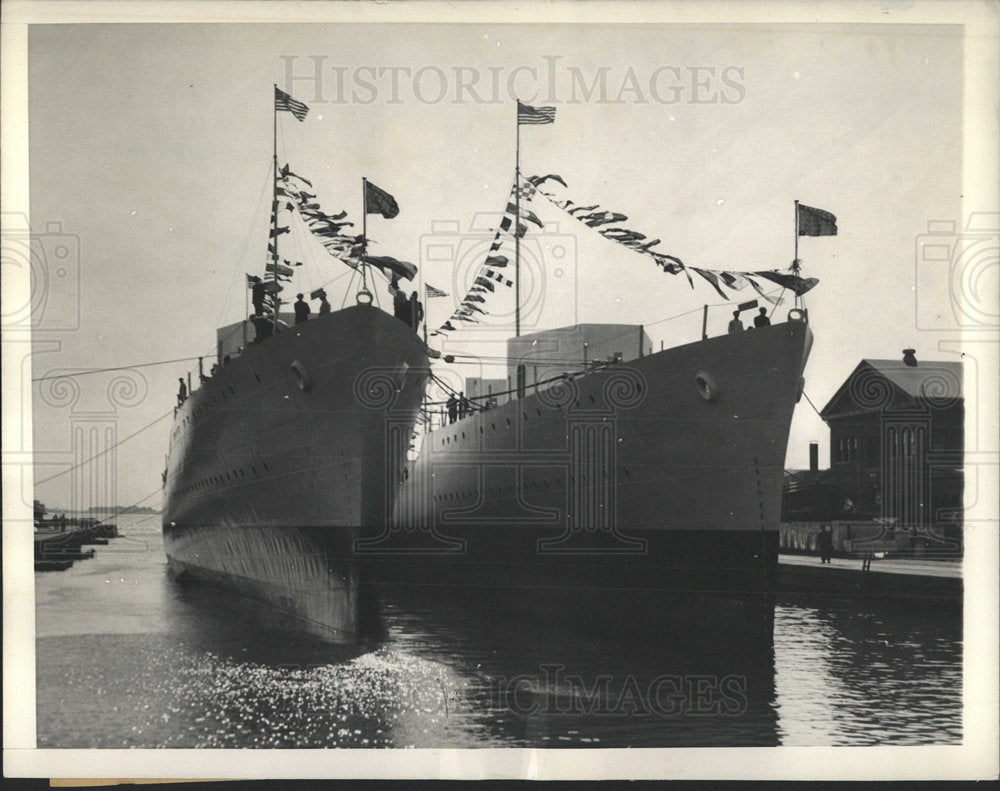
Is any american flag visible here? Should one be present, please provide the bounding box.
[517,101,556,125]
[425,284,449,298]
[275,87,309,121]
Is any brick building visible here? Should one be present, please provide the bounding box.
[818,350,963,531]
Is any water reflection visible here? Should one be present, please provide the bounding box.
[35,517,961,748]
[774,597,962,745]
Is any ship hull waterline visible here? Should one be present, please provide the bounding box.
[162,304,429,642]
[165,316,811,645]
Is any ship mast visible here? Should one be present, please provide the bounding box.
[270,84,280,332]
[514,102,521,338]
[793,199,803,312]
[361,177,370,297]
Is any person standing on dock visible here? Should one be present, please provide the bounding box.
[728,310,744,333]
[817,524,834,564]
[754,307,771,328]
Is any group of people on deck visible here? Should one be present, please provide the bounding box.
[728,307,771,334]
[247,275,422,343]
[445,392,477,424]
[389,276,424,333]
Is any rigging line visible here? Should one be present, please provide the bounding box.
[802,390,823,418]
[593,291,783,348]
[768,287,788,320]
[34,410,174,486]
[32,356,205,383]
[425,366,599,407]
[313,268,354,293]
[445,354,588,366]
[93,487,164,527]
[214,160,275,332]
[341,267,360,309]
[428,287,779,351]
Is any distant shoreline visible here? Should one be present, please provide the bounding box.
[90,506,160,514]
[41,506,162,515]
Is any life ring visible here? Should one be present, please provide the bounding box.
[788,308,808,324]
[695,371,721,403]
[356,288,374,305]
[290,360,312,392]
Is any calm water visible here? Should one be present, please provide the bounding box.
[35,515,962,748]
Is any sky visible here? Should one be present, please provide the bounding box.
[21,19,967,509]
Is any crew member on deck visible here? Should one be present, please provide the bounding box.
[250,276,266,317]
[728,310,744,334]
[177,377,187,406]
[250,313,272,343]
[754,307,771,328]
[317,290,331,315]
[294,293,311,325]
[389,276,411,326]
[409,290,424,332]
[447,394,458,424]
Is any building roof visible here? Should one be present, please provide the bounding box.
[861,359,963,400]
[820,358,963,419]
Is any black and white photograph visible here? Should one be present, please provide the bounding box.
[2,0,998,782]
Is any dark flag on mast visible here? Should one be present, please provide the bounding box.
[517,101,556,125]
[364,181,400,219]
[275,87,309,122]
[797,203,838,236]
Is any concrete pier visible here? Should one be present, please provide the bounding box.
[777,553,962,603]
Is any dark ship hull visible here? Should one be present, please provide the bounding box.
[162,304,429,641]
[375,319,813,644]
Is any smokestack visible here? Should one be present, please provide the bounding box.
[903,348,918,367]
[809,442,819,472]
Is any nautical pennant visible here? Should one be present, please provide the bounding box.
[529,173,819,301]
[366,254,417,281]
[485,269,513,287]
[516,182,537,201]
[432,175,528,338]
[279,164,313,188]
[797,203,838,237]
[364,181,400,219]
